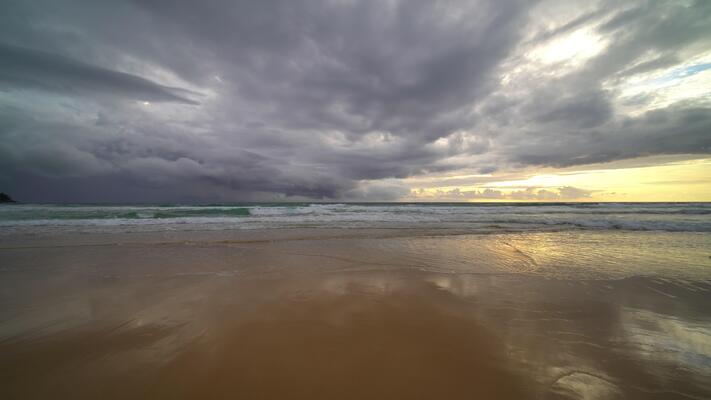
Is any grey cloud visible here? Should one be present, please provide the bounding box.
[476,0,711,170]
[531,89,613,129]
[345,180,412,201]
[0,43,199,104]
[512,105,711,167]
[617,54,679,77]
[130,0,530,139]
[1,0,710,202]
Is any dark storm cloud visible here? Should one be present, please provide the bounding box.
[0,43,199,104]
[139,0,527,142]
[513,105,711,167]
[0,0,710,202]
[530,89,613,129]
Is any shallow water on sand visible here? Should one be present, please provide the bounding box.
[1,229,710,399]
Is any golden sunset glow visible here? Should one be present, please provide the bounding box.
[405,157,711,202]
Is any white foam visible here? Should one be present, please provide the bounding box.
[1,203,710,235]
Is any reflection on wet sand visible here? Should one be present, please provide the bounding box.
[1,230,710,399]
[1,276,530,399]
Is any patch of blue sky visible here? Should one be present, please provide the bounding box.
[652,62,711,85]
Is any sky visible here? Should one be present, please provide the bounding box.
[1,0,710,203]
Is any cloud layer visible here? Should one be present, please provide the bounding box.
[1,0,710,202]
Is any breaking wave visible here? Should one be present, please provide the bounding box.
[1,202,710,234]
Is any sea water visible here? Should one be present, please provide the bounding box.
[1,202,710,235]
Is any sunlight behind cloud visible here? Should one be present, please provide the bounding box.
[528,28,607,67]
[405,157,711,202]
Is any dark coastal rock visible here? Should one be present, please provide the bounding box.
[0,192,16,203]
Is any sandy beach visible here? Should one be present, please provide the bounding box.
[1,228,710,399]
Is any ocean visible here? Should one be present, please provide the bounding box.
[1,202,710,235]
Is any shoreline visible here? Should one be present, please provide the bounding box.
[2,228,709,279]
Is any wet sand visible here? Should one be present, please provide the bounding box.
[1,229,710,399]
